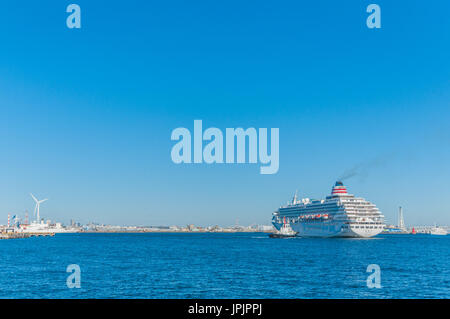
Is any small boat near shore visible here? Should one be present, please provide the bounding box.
[269,218,297,238]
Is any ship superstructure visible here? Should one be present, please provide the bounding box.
[272,182,385,238]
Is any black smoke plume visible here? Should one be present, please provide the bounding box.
[338,155,392,182]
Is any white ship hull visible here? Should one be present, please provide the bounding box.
[273,221,382,238]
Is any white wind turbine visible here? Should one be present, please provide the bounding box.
[30,193,48,223]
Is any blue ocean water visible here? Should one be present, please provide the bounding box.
[0,233,449,298]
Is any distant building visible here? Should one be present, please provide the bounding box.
[257,225,274,231]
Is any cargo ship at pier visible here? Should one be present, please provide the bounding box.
[272,182,385,238]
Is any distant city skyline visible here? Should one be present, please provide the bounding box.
[0,1,449,226]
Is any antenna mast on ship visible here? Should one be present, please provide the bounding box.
[292,190,298,205]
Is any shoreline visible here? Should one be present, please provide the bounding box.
[76,230,273,234]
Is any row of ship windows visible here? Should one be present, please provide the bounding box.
[347,215,382,218]
[346,209,376,211]
[354,226,383,229]
[342,225,384,229]
[283,206,377,211]
[281,206,338,211]
[282,207,376,212]
[281,208,344,212]
[283,202,343,208]
[348,222,384,225]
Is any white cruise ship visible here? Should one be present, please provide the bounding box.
[272,182,385,238]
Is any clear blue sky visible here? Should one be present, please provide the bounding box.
[0,1,449,226]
